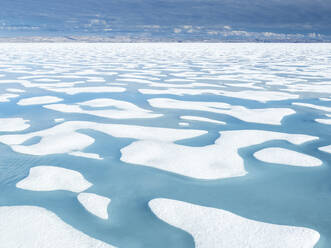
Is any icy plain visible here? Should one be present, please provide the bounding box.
[0,43,330,248]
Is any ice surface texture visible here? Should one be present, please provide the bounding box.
[0,43,330,248]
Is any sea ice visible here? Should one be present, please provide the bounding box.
[292,102,331,113]
[6,88,25,93]
[217,90,299,102]
[44,86,126,95]
[180,116,226,125]
[254,147,322,167]
[17,96,63,106]
[44,98,162,119]
[148,98,295,125]
[16,166,92,192]
[77,193,111,220]
[70,151,103,160]
[315,117,331,125]
[318,145,331,154]
[0,206,116,248]
[0,118,30,132]
[149,198,320,248]
[121,130,317,179]
[0,93,19,102]
[0,121,206,156]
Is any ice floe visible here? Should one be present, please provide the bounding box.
[44,86,126,95]
[17,96,63,106]
[292,102,331,113]
[217,90,299,102]
[6,88,25,93]
[0,206,116,248]
[0,121,206,156]
[0,93,19,102]
[121,130,317,179]
[318,145,331,154]
[54,118,65,122]
[254,147,322,167]
[16,166,92,192]
[149,98,295,125]
[180,116,226,125]
[149,198,320,248]
[44,98,162,119]
[77,193,111,219]
[70,151,103,160]
[0,118,30,132]
[315,117,331,125]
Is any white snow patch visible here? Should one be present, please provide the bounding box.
[0,121,206,156]
[149,198,320,248]
[315,118,331,125]
[18,96,63,106]
[254,147,322,167]
[292,102,331,112]
[77,193,111,220]
[0,93,19,102]
[6,88,25,93]
[217,90,299,102]
[180,116,226,125]
[44,86,126,95]
[44,98,162,119]
[149,98,295,125]
[0,118,30,132]
[0,206,116,248]
[16,166,92,192]
[318,145,331,154]
[121,130,317,179]
[70,151,103,160]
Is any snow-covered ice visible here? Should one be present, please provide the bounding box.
[44,98,162,119]
[0,121,206,156]
[149,198,320,248]
[77,193,111,220]
[180,116,226,125]
[254,147,322,167]
[318,145,331,154]
[0,206,116,248]
[18,96,63,106]
[0,118,30,132]
[148,98,295,125]
[0,43,330,248]
[121,130,318,179]
[16,166,92,192]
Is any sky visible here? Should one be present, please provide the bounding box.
[0,0,331,41]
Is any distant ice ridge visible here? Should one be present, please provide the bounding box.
[0,206,116,248]
[16,166,92,192]
[121,130,318,179]
[149,198,320,248]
